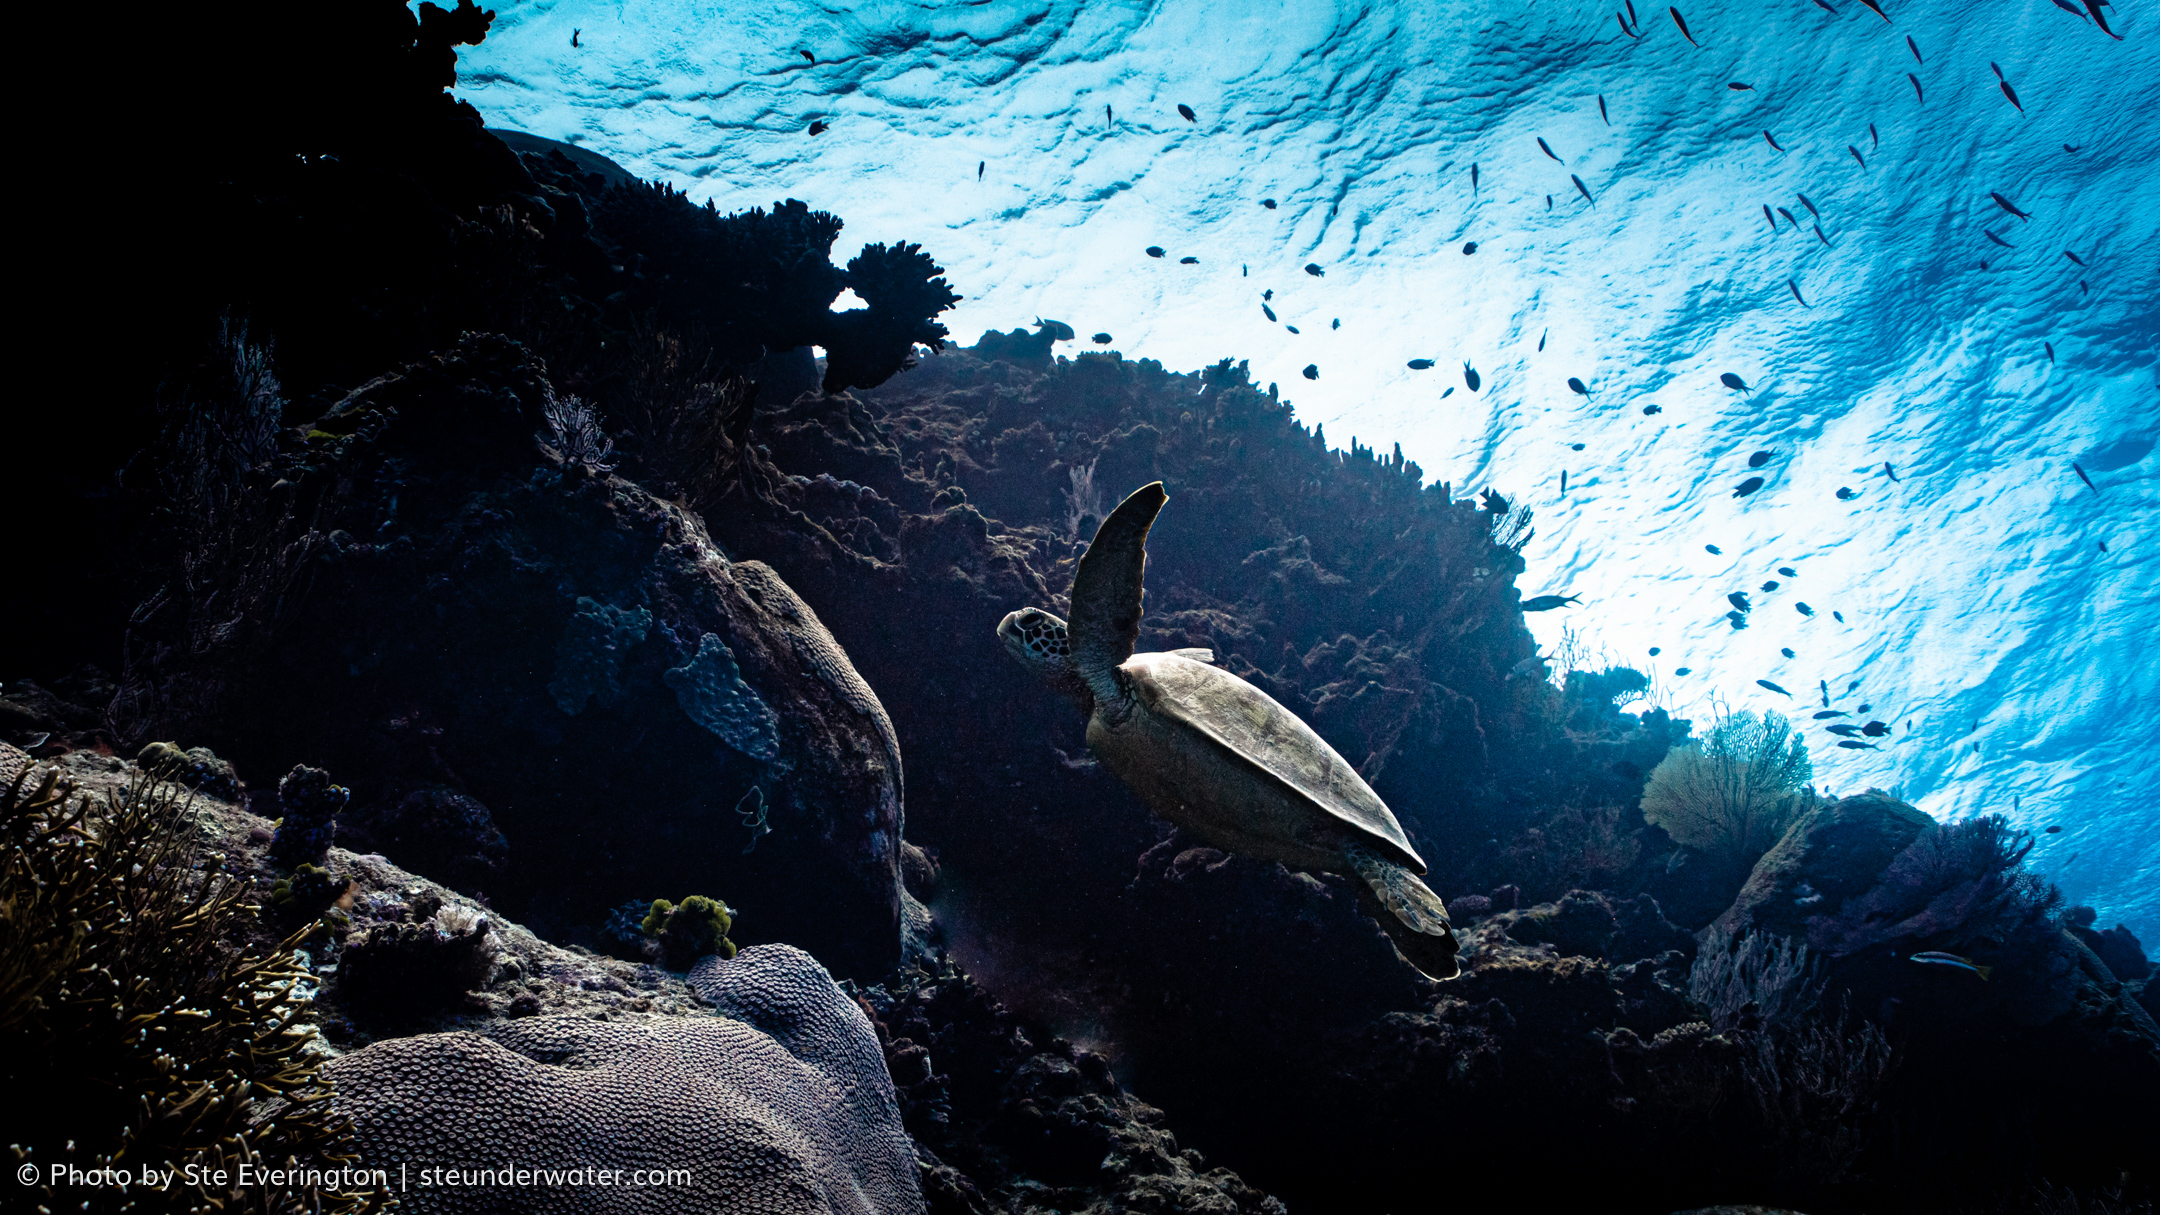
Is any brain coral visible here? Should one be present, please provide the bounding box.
[325,944,922,1214]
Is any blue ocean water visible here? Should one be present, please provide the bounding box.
[455,0,2160,941]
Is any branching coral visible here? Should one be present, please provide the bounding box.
[1641,709,1814,864]
[0,763,387,1212]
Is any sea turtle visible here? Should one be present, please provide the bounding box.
[997,482,1460,979]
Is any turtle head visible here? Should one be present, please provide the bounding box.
[998,607,1091,709]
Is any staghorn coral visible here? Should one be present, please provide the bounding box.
[0,758,388,1213]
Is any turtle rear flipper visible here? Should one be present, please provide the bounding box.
[1348,842,1460,980]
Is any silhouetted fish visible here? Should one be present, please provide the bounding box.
[2063,143,2081,153]
[1763,205,1779,231]
[1820,679,1829,704]
[1863,720,1892,736]
[1885,462,1900,482]
[1779,566,1796,577]
[978,160,985,180]
[1675,667,1693,675]
[1985,229,2014,248]
[1814,223,1832,247]
[1796,602,1816,616]
[1870,122,1879,148]
[1107,104,1114,125]
[1849,145,1868,168]
[1909,74,1924,102]
[808,120,829,135]
[1522,594,1583,611]
[1991,191,2032,221]
[1568,377,1590,395]
[1549,194,1555,210]
[1781,647,1796,658]
[1848,680,1861,692]
[1729,81,1752,91]
[1815,710,1849,719]
[1836,487,1857,500]
[1178,104,1197,122]
[2050,0,2089,17]
[1442,387,1455,398]
[1539,137,1564,162]
[1572,174,1596,205]
[1788,280,1810,307]
[572,28,581,46]
[1706,544,1722,554]
[1264,289,1273,300]
[1799,193,1821,219]
[1619,12,1641,37]
[1906,34,1922,61]
[2085,0,2122,38]
[1764,130,1786,152]
[1305,263,1325,276]
[1302,364,1319,381]
[1812,0,1838,9]
[1730,591,1754,611]
[1827,723,1863,736]
[2064,250,2087,267]
[1092,333,1113,344]
[1463,242,1479,255]
[1857,0,1890,22]
[1723,372,1751,391]
[1472,164,1480,191]
[1734,477,1765,498]
[1759,679,1793,696]
[1147,246,1166,258]
[2001,80,2024,112]
[1286,325,1301,334]
[1540,329,1548,351]
[1749,450,1774,467]
[1180,256,1199,264]
[1036,318,1076,340]
[1778,206,1798,225]
[1262,198,1277,209]
[1262,304,1277,322]
[2044,342,2055,363]
[1599,95,1610,125]
[1643,404,1663,415]
[1839,739,1881,750]
[1465,364,1482,392]
[1560,470,1568,494]
[1670,6,1700,45]
[1408,358,1435,370]
[2073,463,2098,495]
[2046,825,2063,833]
[1833,611,1845,622]
[801,50,815,63]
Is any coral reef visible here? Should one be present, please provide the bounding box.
[269,762,350,864]
[1641,709,1815,866]
[644,894,741,969]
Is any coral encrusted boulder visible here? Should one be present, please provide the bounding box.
[326,944,923,1214]
[112,335,906,976]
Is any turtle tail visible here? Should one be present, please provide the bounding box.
[1346,843,1461,981]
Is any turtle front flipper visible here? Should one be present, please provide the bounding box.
[1068,482,1168,720]
[1347,842,1461,980]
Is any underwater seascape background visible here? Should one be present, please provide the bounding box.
[457,0,2158,944]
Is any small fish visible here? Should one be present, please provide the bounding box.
[1798,193,1820,219]
[1522,594,1584,611]
[1706,544,1723,555]
[1262,198,1278,209]
[1863,720,1892,736]
[1599,95,1611,125]
[1764,129,1786,152]
[1671,6,1700,45]
[1763,580,1781,591]
[1572,443,1586,451]
[1472,164,1480,191]
[1991,191,2032,221]
[2050,0,2088,17]
[1643,404,1663,415]
[1779,566,1797,577]
[1788,280,1810,307]
[1763,205,1779,231]
[1408,358,1435,370]
[1796,602,1816,616]
[1092,332,1113,344]
[1442,387,1455,398]
[1758,679,1793,697]
[2079,279,2089,295]
[1833,611,1845,622]
[2064,251,2087,267]
[1572,174,1596,205]
[1836,486,1857,500]
[1910,952,1991,980]
[1568,377,1590,395]
[1628,0,1640,25]
[1906,34,1922,61]
[1539,137,1564,162]
[1730,591,1754,611]
[1305,262,1325,276]
[1675,667,1693,676]
[2001,81,2024,113]
[1180,256,1199,264]
[1286,325,1301,334]
[1749,450,1774,467]
[1178,103,1198,123]
[2046,825,2062,833]
[1463,242,1479,255]
[1778,206,1799,225]
[1857,0,1890,22]
[1560,470,1568,494]
[2063,143,2081,153]
[1734,477,1765,498]
[1813,0,1838,10]
[1729,81,1753,91]
[1332,318,1340,329]
[1838,740,1881,750]
[801,50,815,63]
[1465,364,1483,392]
[1815,710,1849,719]
[1147,246,1166,258]
[2085,0,2122,39]
[1849,145,1868,169]
[1548,194,1555,210]
[1908,74,1924,103]
[1723,372,1751,391]
[1650,647,1661,656]
[1619,11,1641,37]
[1827,723,1864,736]
[808,120,829,136]
[1870,122,1879,149]
[1884,462,1900,481]
[1108,104,1114,125]
[1263,304,1278,321]
[1984,229,2014,249]
[1302,364,1319,381]
[1814,223,1832,247]
[1858,703,1871,712]
[1264,289,1274,300]
[1819,679,1829,704]
[572,28,581,46]
[1780,647,1796,658]
[2072,463,2097,495]
[2044,342,2055,363]
[1540,329,1548,351]
[1848,681,1861,693]
[978,160,985,181]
